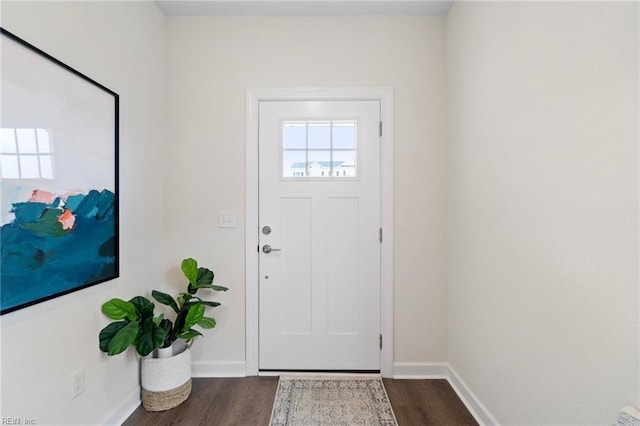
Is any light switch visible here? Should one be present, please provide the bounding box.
[218,211,236,228]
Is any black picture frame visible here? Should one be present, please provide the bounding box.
[0,27,119,314]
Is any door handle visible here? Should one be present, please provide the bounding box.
[262,244,281,254]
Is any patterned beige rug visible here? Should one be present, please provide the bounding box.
[269,375,398,426]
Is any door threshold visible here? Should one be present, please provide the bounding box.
[259,370,381,377]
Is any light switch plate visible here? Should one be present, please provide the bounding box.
[219,211,236,228]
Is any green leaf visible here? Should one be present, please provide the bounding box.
[181,258,198,285]
[102,299,137,321]
[136,318,166,357]
[187,268,218,294]
[198,317,216,329]
[184,300,221,309]
[189,283,229,293]
[99,321,129,353]
[152,290,180,314]
[160,318,173,346]
[178,329,203,340]
[183,304,205,331]
[174,311,187,338]
[160,318,173,333]
[152,313,164,326]
[107,322,139,356]
[195,268,214,286]
[129,296,154,319]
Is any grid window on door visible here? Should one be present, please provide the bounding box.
[282,120,357,179]
[0,128,54,179]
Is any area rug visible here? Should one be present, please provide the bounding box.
[269,375,398,426]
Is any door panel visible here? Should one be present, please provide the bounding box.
[280,197,312,334]
[327,197,359,335]
[259,100,381,370]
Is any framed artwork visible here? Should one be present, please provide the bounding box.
[0,28,119,314]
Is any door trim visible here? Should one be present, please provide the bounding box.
[245,87,394,377]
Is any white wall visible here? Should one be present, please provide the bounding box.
[447,2,639,424]
[0,2,165,424]
[165,16,448,369]
[4,3,634,424]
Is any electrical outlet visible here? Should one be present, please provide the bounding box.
[72,368,85,399]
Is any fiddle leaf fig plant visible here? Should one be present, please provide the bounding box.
[151,257,228,348]
[99,296,165,356]
[98,258,228,357]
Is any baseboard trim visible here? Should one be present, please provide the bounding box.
[392,362,449,379]
[447,366,499,426]
[101,362,496,424]
[102,387,140,426]
[192,361,247,377]
[391,362,498,425]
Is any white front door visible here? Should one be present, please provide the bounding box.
[258,100,381,371]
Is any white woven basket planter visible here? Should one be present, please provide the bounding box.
[140,341,192,411]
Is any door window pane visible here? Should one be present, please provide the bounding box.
[282,120,358,179]
[308,122,330,149]
[332,150,357,178]
[307,150,331,178]
[332,121,356,149]
[283,122,306,149]
[283,150,306,178]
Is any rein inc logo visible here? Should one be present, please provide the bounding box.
[1,418,35,425]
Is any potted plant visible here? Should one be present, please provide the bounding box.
[98,257,228,411]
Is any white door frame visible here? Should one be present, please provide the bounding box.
[245,87,394,377]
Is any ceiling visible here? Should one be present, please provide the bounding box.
[155,0,454,16]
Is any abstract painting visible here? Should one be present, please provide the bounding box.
[0,28,119,314]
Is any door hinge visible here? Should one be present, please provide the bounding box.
[379,334,383,350]
[379,228,382,243]
[379,121,383,137]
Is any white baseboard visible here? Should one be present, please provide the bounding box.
[101,362,496,425]
[392,362,449,379]
[447,366,500,426]
[192,361,247,377]
[99,361,246,425]
[102,387,140,426]
[391,362,498,426]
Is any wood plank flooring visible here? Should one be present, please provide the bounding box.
[383,379,478,425]
[123,377,478,426]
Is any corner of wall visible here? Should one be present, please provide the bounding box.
[101,389,141,426]
[446,365,499,426]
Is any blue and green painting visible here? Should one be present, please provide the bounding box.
[1,188,117,314]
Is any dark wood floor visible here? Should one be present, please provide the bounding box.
[123,377,478,426]
[383,379,478,426]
